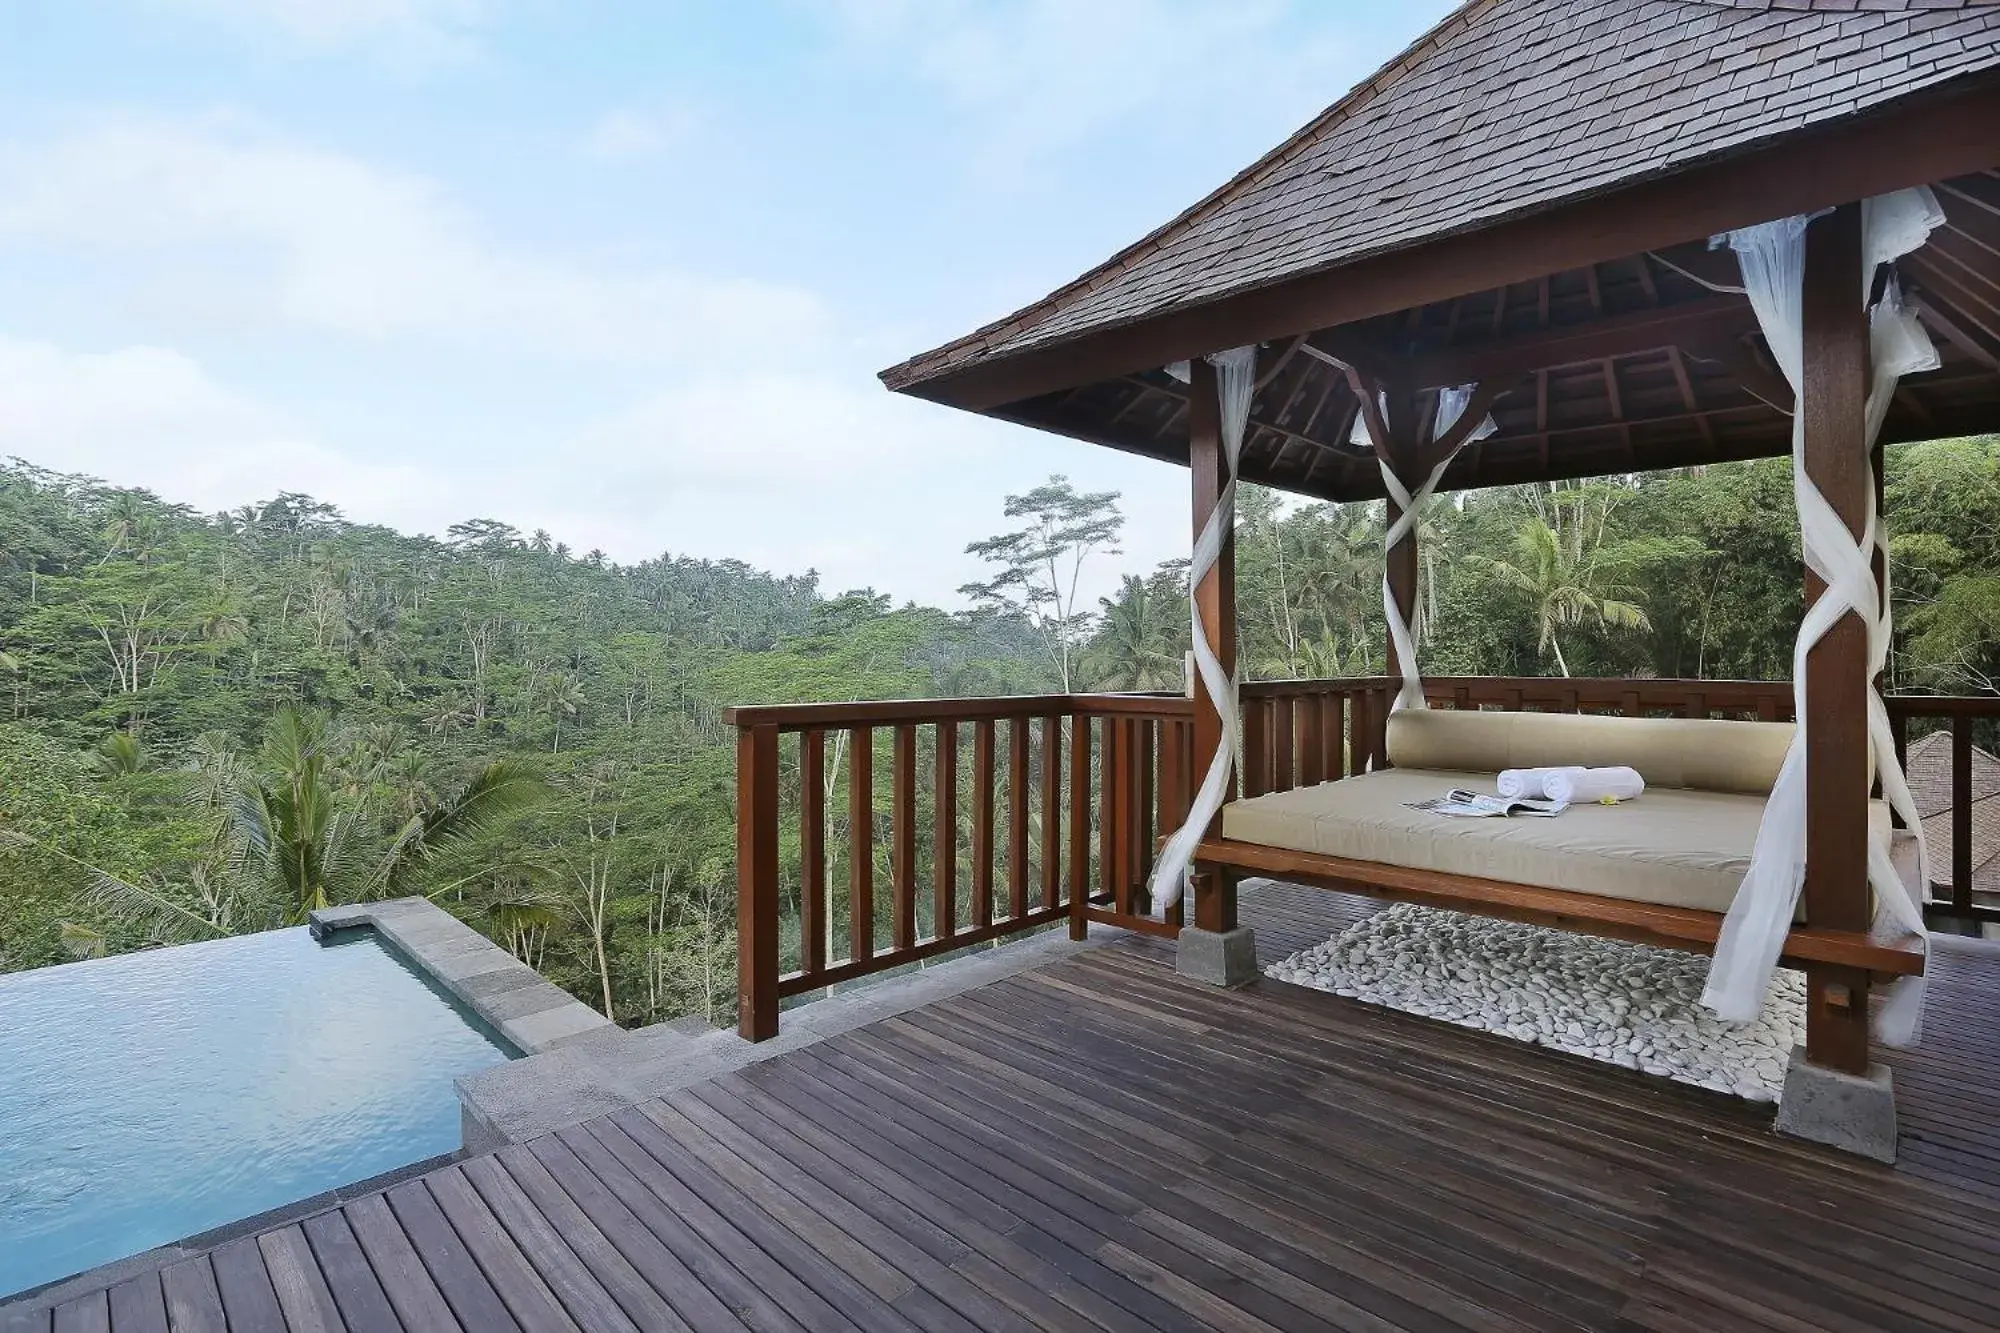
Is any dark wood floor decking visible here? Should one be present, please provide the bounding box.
[15,883,2000,1332]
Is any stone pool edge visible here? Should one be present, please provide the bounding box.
[308,897,614,1055]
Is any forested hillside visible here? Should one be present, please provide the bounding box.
[2,438,1995,1024]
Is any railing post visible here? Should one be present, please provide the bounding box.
[736,722,781,1042]
[1069,712,1091,941]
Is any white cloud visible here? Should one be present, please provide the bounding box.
[0,336,431,525]
[0,331,1187,608]
[151,0,487,65]
[821,0,1359,179]
[0,116,826,365]
[581,108,694,164]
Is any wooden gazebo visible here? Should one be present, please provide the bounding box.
[870,0,2000,1140]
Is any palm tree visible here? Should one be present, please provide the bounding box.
[1088,576,1182,689]
[1486,506,1652,676]
[75,707,549,932]
[230,708,547,916]
[94,731,149,776]
[542,671,586,752]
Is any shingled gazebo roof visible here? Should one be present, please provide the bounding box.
[884,0,2000,503]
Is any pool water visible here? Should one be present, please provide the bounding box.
[0,926,514,1298]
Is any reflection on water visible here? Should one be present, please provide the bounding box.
[0,926,512,1298]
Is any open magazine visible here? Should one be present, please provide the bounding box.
[1407,788,1569,818]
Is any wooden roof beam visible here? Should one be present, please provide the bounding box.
[1403,294,1758,387]
[1911,288,2000,372]
[1681,331,1795,413]
[1300,332,1402,387]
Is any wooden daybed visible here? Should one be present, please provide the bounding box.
[1193,708,1927,981]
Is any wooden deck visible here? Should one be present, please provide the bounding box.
[14,882,2000,1332]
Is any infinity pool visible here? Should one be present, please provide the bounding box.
[0,926,514,1299]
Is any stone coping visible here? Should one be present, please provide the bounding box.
[456,921,1119,1153]
[308,897,614,1054]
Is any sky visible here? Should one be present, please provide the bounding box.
[0,0,1457,608]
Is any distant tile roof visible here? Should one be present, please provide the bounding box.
[884,0,2000,394]
[1906,728,2000,895]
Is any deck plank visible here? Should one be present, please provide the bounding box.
[422,1167,585,1333]
[535,1129,779,1332]
[255,1228,347,1333]
[651,1091,1038,1333]
[158,1258,228,1333]
[340,1195,460,1333]
[17,880,2000,1332]
[517,1137,747,1333]
[453,1156,636,1333]
[298,1211,402,1333]
[208,1237,287,1333]
[105,1273,169,1333]
[47,1290,105,1333]
[378,1183,518,1333]
[484,1148,696,1333]
[573,1116,875,1333]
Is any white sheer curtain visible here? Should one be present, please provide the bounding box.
[1150,346,1258,914]
[1700,188,1942,1046]
[1350,386,1498,712]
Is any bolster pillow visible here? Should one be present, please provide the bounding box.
[1384,708,1795,796]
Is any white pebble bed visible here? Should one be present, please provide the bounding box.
[1265,903,1803,1102]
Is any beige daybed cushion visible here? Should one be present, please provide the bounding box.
[1384,708,1795,795]
[1221,768,1892,916]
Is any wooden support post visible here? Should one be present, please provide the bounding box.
[1378,386,1424,683]
[1188,357,1239,936]
[736,723,780,1042]
[1800,202,1873,1076]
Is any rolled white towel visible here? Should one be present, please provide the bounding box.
[1543,766,1645,805]
[1496,767,1563,800]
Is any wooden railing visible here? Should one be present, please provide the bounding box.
[728,692,1193,1040]
[733,678,1999,1037]
[1886,694,2000,924]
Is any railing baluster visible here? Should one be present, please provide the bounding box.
[1244,698,1270,797]
[1114,718,1137,915]
[1272,695,1295,794]
[1134,718,1155,902]
[1155,720,1187,926]
[800,729,826,978]
[1955,716,1974,915]
[1042,714,1062,912]
[1374,688,1393,769]
[736,722,780,1041]
[1329,691,1347,778]
[1299,695,1324,786]
[849,725,873,965]
[1006,719,1028,921]
[1891,711,1909,830]
[933,722,957,944]
[1069,712,1092,939]
[892,724,917,951]
[1100,718,1120,912]
[971,718,994,927]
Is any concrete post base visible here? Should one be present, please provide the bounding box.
[1775,1044,1898,1164]
[1177,926,1259,987]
